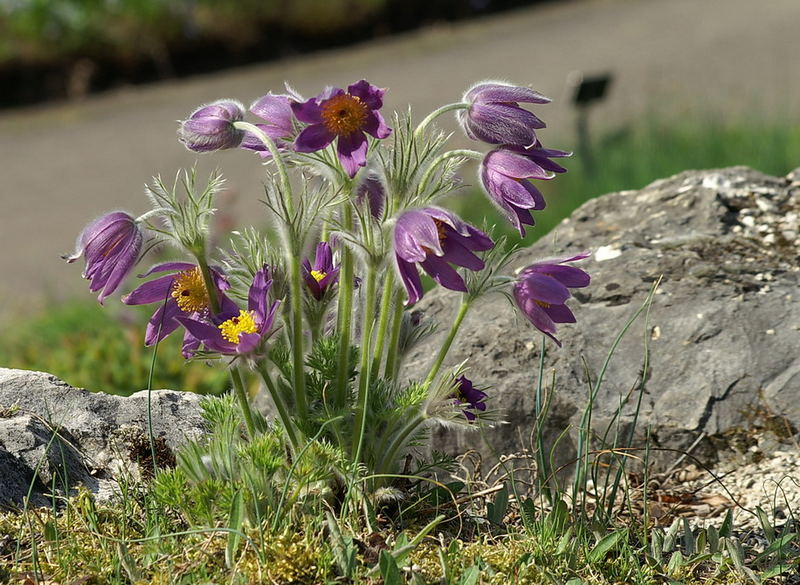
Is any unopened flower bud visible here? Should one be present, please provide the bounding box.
[179,99,245,152]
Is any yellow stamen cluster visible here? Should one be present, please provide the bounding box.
[310,269,327,283]
[219,310,258,344]
[535,299,551,309]
[321,93,368,136]
[170,267,209,313]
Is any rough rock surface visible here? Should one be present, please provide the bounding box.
[405,166,800,472]
[0,368,205,507]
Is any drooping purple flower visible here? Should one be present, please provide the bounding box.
[394,207,494,306]
[291,80,392,178]
[122,262,229,354]
[179,99,245,152]
[177,266,280,356]
[458,81,550,147]
[480,145,570,236]
[64,211,144,304]
[240,93,295,158]
[450,375,487,422]
[302,242,340,300]
[512,252,591,346]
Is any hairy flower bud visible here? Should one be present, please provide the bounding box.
[179,99,245,152]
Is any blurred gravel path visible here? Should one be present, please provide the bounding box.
[1,0,799,321]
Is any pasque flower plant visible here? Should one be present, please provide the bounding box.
[66,77,590,494]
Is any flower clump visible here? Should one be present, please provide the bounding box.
[65,77,591,486]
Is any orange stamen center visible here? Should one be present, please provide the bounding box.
[321,93,368,136]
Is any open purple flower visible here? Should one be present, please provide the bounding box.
[179,99,245,152]
[302,242,340,300]
[458,81,550,147]
[394,207,494,306]
[240,93,295,158]
[64,211,144,304]
[291,80,391,178]
[480,145,570,236]
[513,252,591,346]
[177,266,280,356]
[122,262,230,353]
[450,375,487,422]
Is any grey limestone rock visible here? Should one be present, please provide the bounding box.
[404,166,800,471]
[0,367,205,507]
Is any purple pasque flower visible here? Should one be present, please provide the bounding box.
[291,80,392,178]
[122,262,230,353]
[394,207,494,306]
[64,211,144,304]
[450,375,487,422]
[302,242,340,300]
[512,252,591,347]
[177,266,280,356]
[240,93,295,158]
[179,99,245,152]
[458,81,550,147]
[480,144,570,236]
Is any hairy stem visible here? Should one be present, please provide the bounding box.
[414,102,467,138]
[352,264,377,462]
[423,299,470,387]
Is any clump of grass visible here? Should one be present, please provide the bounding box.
[0,300,228,395]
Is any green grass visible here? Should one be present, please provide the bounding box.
[0,300,228,396]
[453,114,800,247]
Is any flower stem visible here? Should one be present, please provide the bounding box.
[334,204,355,408]
[233,121,293,215]
[287,250,308,423]
[230,366,256,439]
[417,149,483,195]
[352,263,377,462]
[383,289,405,379]
[258,364,299,449]
[195,256,220,315]
[423,299,471,387]
[414,102,467,138]
[379,411,427,476]
[370,271,395,380]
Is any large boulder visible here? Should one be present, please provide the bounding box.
[405,167,800,471]
[0,368,205,507]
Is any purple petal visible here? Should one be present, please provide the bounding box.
[394,210,443,262]
[144,301,181,346]
[519,273,571,304]
[465,82,550,105]
[347,79,385,110]
[542,302,576,324]
[290,97,323,124]
[362,111,392,139]
[336,132,368,178]
[441,237,485,271]
[137,262,195,277]
[396,256,424,306]
[485,149,555,180]
[419,255,468,293]
[294,124,335,153]
[523,264,591,288]
[122,273,176,305]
